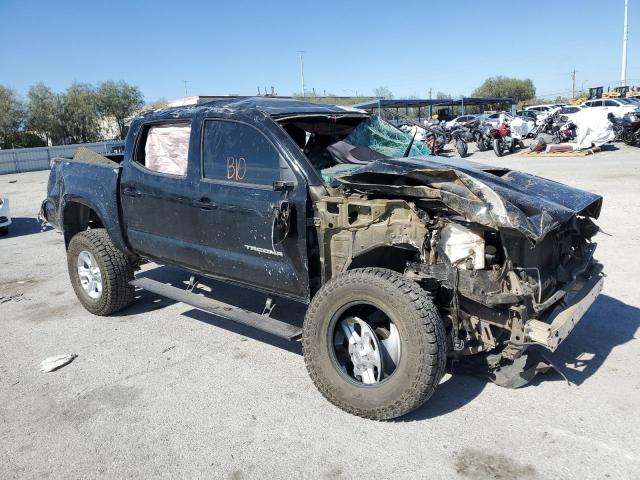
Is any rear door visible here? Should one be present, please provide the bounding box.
[192,116,309,301]
[120,119,203,270]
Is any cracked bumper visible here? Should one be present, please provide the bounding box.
[524,272,604,351]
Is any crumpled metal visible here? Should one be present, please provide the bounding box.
[335,156,602,242]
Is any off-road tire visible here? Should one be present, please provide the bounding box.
[302,268,446,420]
[493,138,503,157]
[67,228,134,315]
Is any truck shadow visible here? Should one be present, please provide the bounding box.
[541,293,639,386]
[402,293,639,420]
[2,217,51,238]
[118,267,638,417]
[120,264,305,355]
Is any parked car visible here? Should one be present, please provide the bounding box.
[41,97,605,420]
[524,104,556,112]
[516,110,539,121]
[582,98,639,117]
[557,105,584,122]
[445,114,477,128]
[0,196,11,236]
[478,111,514,127]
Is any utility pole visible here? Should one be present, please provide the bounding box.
[182,80,190,97]
[297,51,305,97]
[571,69,577,98]
[621,0,629,86]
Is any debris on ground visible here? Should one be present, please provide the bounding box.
[0,293,24,304]
[40,353,78,373]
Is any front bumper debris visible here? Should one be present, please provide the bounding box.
[525,273,604,351]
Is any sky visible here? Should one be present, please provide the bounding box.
[1,0,638,103]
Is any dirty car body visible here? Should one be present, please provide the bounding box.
[42,97,604,417]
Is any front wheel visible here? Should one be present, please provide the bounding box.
[302,268,446,420]
[0,226,8,237]
[67,228,135,315]
[476,134,487,151]
[456,139,468,157]
[493,138,504,157]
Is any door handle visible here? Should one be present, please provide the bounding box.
[193,198,216,210]
[123,187,142,197]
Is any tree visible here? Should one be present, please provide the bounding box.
[62,82,100,144]
[436,91,452,100]
[472,76,535,103]
[0,85,25,148]
[96,80,144,139]
[27,82,58,145]
[373,86,394,99]
[143,98,169,111]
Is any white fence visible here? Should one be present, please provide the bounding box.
[0,140,124,175]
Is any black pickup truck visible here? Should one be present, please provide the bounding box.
[42,97,604,420]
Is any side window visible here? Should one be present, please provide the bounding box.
[202,120,281,185]
[135,122,191,176]
[604,100,617,107]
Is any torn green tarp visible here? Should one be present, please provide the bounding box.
[343,116,431,158]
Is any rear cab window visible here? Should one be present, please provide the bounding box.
[134,121,192,176]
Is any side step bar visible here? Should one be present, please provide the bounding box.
[130,277,302,340]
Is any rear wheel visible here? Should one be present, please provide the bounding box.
[493,138,503,157]
[67,228,135,315]
[302,268,446,420]
[622,131,637,146]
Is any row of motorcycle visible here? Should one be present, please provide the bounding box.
[416,119,524,158]
[411,109,640,158]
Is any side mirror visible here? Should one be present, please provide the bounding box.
[273,180,294,192]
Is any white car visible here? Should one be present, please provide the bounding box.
[557,105,584,122]
[524,104,557,113]
[445,115,477,128]
[479,111,514,127]
[0,196,11,236]
[581,98,639,118]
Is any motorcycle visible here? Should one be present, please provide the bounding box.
[489,123,517,156]
[449,124,471,157]
[474,123,493,151]
[608,112,640,146]
[531,113,576,144]
[424,123,450,156]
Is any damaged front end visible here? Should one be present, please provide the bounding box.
[316,156,604,387]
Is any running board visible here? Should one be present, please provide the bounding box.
[130,277,302,340]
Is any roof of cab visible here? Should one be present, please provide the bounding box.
[138,97,366,122]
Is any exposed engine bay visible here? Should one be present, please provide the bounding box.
[277,113,604,387]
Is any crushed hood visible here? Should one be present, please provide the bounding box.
[335,156,602,242]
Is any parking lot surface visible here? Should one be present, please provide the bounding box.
[1,144,639,479]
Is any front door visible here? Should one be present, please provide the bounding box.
[194,117,309,301]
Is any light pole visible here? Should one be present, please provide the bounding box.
[297,51,305,97]
[621,0,629,86]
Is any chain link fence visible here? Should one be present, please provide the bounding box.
[0,140,125,175]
